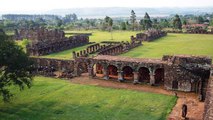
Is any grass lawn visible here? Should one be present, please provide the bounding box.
[66,30,139,42]
[0,77,177,120]
[121,33,213,59]
[41,44,93,60]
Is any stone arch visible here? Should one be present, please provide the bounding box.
[154,68,164,84]
[122,66,134,81]
[108,65,118,79]
[93,63,104,77]
[138,67,150,83]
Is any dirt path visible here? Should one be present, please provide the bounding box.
[69,75,204,120]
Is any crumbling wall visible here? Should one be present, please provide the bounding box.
[136,29,167,42]
[163,55,212,100]
[24,28,89,56]
[31,58,75,78]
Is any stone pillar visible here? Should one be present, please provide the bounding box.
[149,72,155,85]
[118,71,124,82]
[103,67,109,80]
[76,53,80,57]
[80,51,83,56]
[133,72,139,84]
[88,67,94,78]
[72,51,76,59]
[87,48,89,53]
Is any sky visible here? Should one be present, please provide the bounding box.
[0,0,213,12]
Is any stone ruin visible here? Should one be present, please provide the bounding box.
[73,36,142,58]
[134,29,167,42]
[163,55,212,101]
[19,28,90,56]
[74,55,211,100]
[31,54,212,102]
[167,24,213,34]
[31,58,75,79]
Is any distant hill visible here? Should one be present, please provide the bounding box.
[1,7,213,19]
[46,7,213,18]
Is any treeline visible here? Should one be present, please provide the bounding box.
[1,11,213,31]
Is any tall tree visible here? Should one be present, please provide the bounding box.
[173,14,182,30]
[130,10,136,30]
[121,22,127,30]
[104,16,113,39]
[0,31,34,102]
[143,12,152,30]
[197,16,204,24]
[108,18,113,40]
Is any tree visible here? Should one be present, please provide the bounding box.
[197,16,204,24]
[173,14,182,30]
[0,32,34,102]
[121,22,127,30]
[182,19,187,25]
[104,16,113,39]
[0,29,7,40]
[160,19,170,28]
[130,10,136,30]
[143,12,152,30]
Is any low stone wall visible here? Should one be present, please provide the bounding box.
[167,30,213,34]
[31,58,75,79]
[135,29,167,42]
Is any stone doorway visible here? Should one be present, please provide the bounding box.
[94,63,104,77]
[172,80,178,90]
[138,67,150,83]
[155,68,164,85]
[122,66,134,81]
[108,65,118,79]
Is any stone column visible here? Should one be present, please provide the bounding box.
[103,67,109,80]
[118,70,124,82]
[80,51,83,56]
[149,72,155,85]
[87,48,89,54]
[88,67,94,78]
[72,51,76,59]
[133,72,139,84]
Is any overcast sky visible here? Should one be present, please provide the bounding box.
[1,0,213,12]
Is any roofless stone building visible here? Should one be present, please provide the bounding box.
[74,55,211,101]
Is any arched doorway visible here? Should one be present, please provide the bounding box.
[94,63,104,77]
[138,67,150,83]
[123,66,134,81]
[108,65,118,79]
[172,80,178,90]
[154,68,164,85]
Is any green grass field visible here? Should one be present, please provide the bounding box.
[42,44,93,60]
[121,33,213,59]
[0,77,177,120]
[42,31,213,60]
[66,30,139,43]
